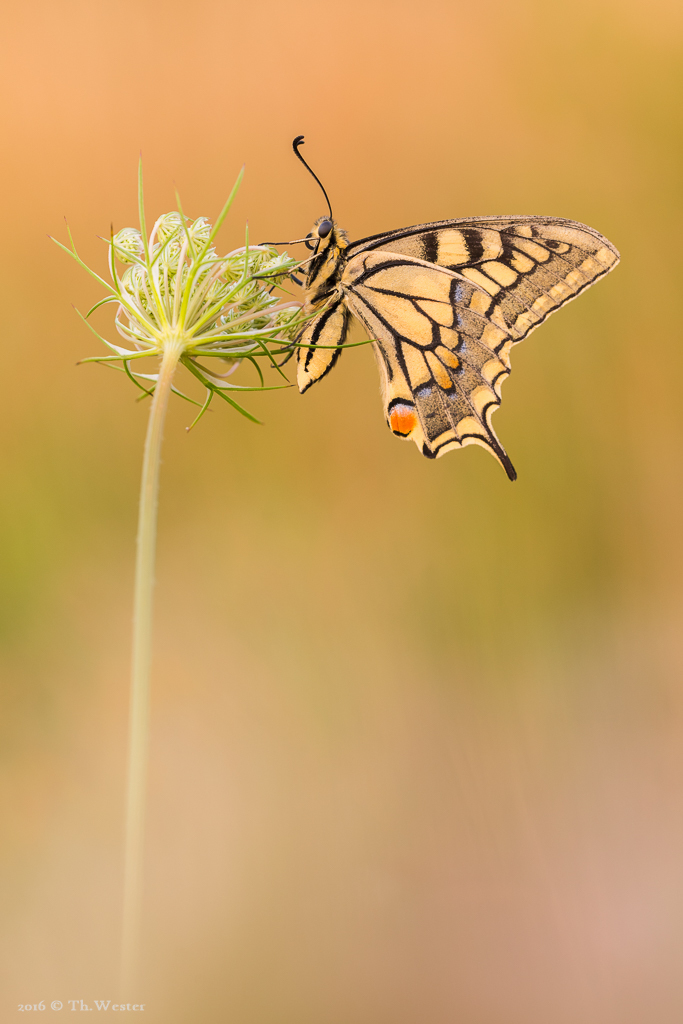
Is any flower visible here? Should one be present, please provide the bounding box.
[53,161,306,426]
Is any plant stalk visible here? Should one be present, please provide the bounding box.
[121,341,182,996]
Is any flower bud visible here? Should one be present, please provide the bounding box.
[114,228,143,264]
[155,212,183,243]
[189,217,212,246]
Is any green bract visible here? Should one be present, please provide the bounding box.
[53,160,306,427]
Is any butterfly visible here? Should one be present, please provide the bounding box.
[291,136,620,480]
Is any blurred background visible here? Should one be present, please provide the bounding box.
[1,0,682,1020]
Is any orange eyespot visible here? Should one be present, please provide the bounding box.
[389,404,417,436]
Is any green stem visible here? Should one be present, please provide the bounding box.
[121,340,182,996]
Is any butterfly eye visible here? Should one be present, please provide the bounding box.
[304,232,316,251]
[317,219,333,238]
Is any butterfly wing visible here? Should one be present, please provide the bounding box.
[295,298,351,393]
[342,252,519,477]
[341,216,619,477]
[348,217,620,346]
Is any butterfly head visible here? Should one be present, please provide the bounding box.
[316,217,333,240]
[304,216,348,253]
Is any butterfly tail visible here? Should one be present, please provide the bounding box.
[413,380,517,480]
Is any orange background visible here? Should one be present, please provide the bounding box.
[1,0,682,1020]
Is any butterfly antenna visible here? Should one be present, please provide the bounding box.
[292,135,333,219]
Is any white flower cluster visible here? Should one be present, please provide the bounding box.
[54,165,307,423]
[111,212,301,356]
